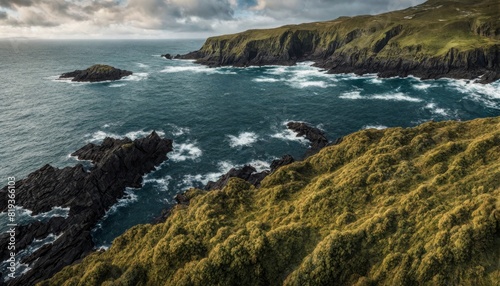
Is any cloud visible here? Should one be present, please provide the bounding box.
[244,0,425,21]
[0,0,426,38]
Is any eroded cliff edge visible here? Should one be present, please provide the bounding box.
[43,116,500,285]
[180,0,500,83]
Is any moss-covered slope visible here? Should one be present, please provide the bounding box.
[42,116,500,285]
[183,0,500,83]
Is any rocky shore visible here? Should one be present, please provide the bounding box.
[178,0,500,83]
[162,122,333,214]
[0,132,172,285]
[59,64,132,82]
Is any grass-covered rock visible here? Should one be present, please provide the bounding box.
[59,64,132,82]
[182,0,500,83]
[41,116,500,285]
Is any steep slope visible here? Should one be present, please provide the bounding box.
[42,117,500,285]
[182,0,500,83]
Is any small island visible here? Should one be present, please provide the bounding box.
[59,64,132,82]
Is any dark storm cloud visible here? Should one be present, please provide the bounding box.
[246,0,426,21]
[0,0,236,30]
[0,0,426,36]
[0,0,33,8]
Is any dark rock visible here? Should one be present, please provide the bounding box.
[161,53,173,60]
[270,155,295,172]
[286,122,329,158]
[174,194,190,205]
[0,132,172,286]
[59,64,132,82]
[205,165,260,191]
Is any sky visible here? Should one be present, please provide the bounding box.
[0,0,426,39]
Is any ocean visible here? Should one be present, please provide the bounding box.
[1,39,499,247]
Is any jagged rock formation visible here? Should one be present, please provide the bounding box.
[286,122,329,158]
[59,64,132,82]
[0,132,172,286]
[180,0,500,83]
[42,116,500,285]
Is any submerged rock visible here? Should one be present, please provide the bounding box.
[0,132,172,286]
[161,53,173,60]
[59,64,132,82]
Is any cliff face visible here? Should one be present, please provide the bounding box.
[182,0,500,83]
[42,117,500,285]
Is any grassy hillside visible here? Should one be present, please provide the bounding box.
[186,0,500,82]
[42,117,500,285]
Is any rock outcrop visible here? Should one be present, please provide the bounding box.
[286,122,329,158]
[179,0,500,83]
[161,54,173,60]
[59,64,132,82]
[0,132,172,286]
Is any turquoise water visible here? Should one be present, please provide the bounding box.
[1,39,499,247]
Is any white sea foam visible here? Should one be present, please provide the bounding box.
[370,78,383,84]
[362,125,388,130]
[260,62,336,89]
[144,175,172,191]
[425,103,450,116]
[169,142,202,162]
[339,91,363,99]
[169,124,190,136]
[227,132,259,148]
[293,80,330,89]
[371,92,423,102]
[172,59,197,62]
[122,72,149,81]
[446,79,500,109]
[101,188,138,219]
[86,129,166,143]
[270,124,309,145]
[160,65,237,75]
[253,77,280,83]
[247,160,271,172]
[413,83,433,90]
[179,161,235,188]
[136,63,149,68]
[341,91,422,102]
[33,206,70,220]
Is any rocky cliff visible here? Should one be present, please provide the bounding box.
[41,117,500,285]
[181,0,500,83]
[0,132,172,286]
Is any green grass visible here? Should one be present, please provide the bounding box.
[197,0,500,64]
[41,116,500,286]
[85,64,116,73]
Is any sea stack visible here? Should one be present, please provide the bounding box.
[59,64,132,82]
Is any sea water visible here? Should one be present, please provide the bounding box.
[1,39,499,247]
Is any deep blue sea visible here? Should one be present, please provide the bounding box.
[1,39,499,247]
